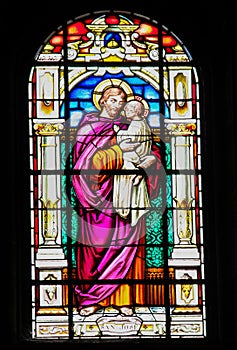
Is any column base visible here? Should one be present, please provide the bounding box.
[37,307,67,315]
[172,306,202,314]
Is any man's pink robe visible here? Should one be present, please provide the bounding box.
[71,112,161,308]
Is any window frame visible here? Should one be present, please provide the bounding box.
[7,4,236,345]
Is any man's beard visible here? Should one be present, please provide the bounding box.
[105,105,121,118]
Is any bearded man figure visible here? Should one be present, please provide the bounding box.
[71,84,162,317]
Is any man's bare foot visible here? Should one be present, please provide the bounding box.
[79,305,101,316]
[119,306,134,316]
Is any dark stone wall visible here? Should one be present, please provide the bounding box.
[4,2,237,346]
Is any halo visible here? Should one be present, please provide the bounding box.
[127,95,150,117]
[93,78,134,110]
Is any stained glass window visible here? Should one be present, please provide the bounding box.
[29,10,206,340]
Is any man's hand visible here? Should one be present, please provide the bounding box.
[131,174,143,186]
[138,155,156,169]
[119,139,140,152]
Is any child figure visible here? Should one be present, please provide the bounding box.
[113,99,153,226]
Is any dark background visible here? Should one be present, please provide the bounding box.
[3,1,237,346]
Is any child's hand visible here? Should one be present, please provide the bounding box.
[113,124,120,133]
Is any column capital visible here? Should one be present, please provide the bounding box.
[33,119,65,136]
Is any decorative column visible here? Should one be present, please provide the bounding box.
[34,119,68,315]
[166,120,201,313]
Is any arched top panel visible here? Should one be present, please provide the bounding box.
[35,11,192,63]
[28,9,206,341]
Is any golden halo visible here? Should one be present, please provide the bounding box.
[130,95,150,117]
[92,78,134,110]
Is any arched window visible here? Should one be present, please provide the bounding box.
[28,10,206,341]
